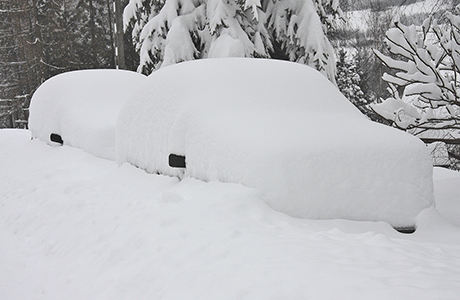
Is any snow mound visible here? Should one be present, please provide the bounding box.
[116,58,434,227]
[29,69,146,160]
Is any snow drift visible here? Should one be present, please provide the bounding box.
[116,58,434,228]
[2,129,460,300]
[29,69,146,160]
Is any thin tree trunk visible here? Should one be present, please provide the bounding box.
[106,0,116,67]
[114,0,125,69]
[88,0,99,68]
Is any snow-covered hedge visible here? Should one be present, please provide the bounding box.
[29,69,146,160]
[117,58,434,228]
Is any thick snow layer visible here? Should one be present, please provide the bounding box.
[117,58,434,227]
[29,69,146,160]
[370,97,422,129]
[1,129,460,300]
[432,167,460,226]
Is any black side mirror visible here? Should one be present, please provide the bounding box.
[50,133,63,145]
[169,154,186,168]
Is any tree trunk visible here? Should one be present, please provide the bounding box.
[114,0,125,69]
[88,0,99,68]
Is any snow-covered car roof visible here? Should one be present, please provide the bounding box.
[116,58,434,228]
[29,69,146,160]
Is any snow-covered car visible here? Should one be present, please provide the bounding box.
[29,69,146,160]
[116,58,435,230]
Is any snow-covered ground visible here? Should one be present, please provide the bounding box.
[1,128,460,299]
[343,0,447,31]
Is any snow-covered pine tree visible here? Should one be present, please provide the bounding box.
[264,0,340,82]
[335,49,366,109]
[124,0,269,74]
[123,0,165,58]
[124,0,342,81]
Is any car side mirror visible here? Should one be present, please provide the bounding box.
[169,154,186,168]
[50,133,63,145]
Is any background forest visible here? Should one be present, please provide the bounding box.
[0,0,136,128]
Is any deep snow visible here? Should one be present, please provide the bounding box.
[1,129,460,300]
[117,58,434,227]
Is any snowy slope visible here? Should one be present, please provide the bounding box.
[1,129,460,300]
[117,58,434,228]
[343,0,447,32]
[29,69,146,160]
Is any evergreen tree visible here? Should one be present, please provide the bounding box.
[124,0,342,82]
[335,49,366,109]
[69,0,115,69]
[0,0,42,128]
[35,0,72,77]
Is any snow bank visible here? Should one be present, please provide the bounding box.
[29,69,146,160]
[432,167,460,227]
[1,129,460,300]
[117,58,434,227]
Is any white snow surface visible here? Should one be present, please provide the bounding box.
[1,128,460,300]
[29,69,146,160]
[117,58,434,228]
[370,97,422,129]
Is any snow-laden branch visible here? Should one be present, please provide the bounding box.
[371,10,460,132]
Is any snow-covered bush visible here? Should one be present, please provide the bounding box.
[117,58,434,228]
[29,69,146,160]
[123,0,342,82]
[371,11,460,132]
